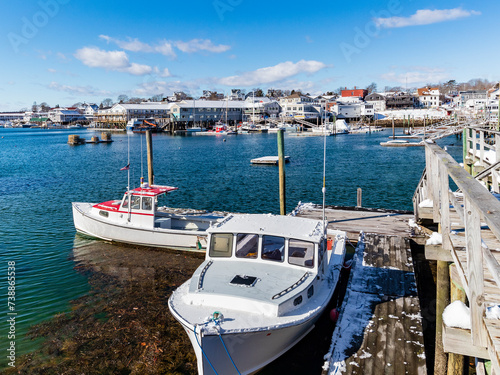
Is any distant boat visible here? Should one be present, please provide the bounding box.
[126,119,160,133]
[169,213,347,375]
[68,123,85,129]
[72,182,226,251]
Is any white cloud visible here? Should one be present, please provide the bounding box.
[218,60,328,86]
[375,8,481,28]
[100,35,230,56]
[154,40,176,58]
[381,67,448,85]
[75,47,130,70]
[48,82,111,96]
[47,68,57,73]
[74,46,168,76]
[175,39,230,53]
[99,35,177,58]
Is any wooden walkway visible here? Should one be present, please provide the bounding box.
[294,205,427,374]
[413,134,500,374]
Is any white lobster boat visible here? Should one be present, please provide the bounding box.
[72,183,225,251]
[168,213,346,374]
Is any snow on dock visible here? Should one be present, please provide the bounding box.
[294,204,426,374]
[324,233,426,374]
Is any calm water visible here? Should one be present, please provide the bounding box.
[0,127,463,368]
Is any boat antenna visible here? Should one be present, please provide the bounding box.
[140,133,144,186]
[322,103,327,236]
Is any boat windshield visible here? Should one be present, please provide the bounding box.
[209,233,233,258]
[235,234,258,259]
[261,235,285,262]
[288,239,315,268]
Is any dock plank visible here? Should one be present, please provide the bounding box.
[321,231,426,374]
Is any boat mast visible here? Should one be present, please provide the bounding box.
[127,132,132,221]
[322,105,327,236]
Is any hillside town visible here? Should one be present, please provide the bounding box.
[1,80,499,130]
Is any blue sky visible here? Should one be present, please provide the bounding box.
[0,0,497,111]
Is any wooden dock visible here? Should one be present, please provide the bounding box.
[413,127,500,374]
[250,155,290,165]
[294,205,427,374]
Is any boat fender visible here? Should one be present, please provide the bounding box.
[329,308,339,323]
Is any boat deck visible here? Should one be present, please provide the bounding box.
[294,205,427,374]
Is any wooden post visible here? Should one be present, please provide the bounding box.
[146,130,154,186]
[356,188,362,207]
[435,259,450,375]
[277,129,286,215]
[392,117,395,139]
[464,198,486,347]
[447,268,467,375]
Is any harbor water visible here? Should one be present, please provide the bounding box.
[0,128,463,371]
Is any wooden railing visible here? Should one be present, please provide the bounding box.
[419,142,500,351]
[464,126,500,193]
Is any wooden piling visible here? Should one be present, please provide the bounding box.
[392,117,395,139]
[277,129,286,215]
[435,259,450,375]
[357,188,362,207]
[447,271,467,375]
[146,130,154,186]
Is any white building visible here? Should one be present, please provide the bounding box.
[243,97,280,122]
[279,93,320,120]
[96,103,173,126]
[170,100,244,124]
[335,103,374,120]
[48,108,86,124]
[364,93,387,112]
[418,87,442,107]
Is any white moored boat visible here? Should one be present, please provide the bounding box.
[168,213,346,374]
[72,183,225,251]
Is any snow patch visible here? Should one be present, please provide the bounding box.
[418,199,433,208]
[443,300,471,329]
[486,305,500,320]
[426,232,442,245]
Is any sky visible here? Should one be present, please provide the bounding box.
[0,0,498,111]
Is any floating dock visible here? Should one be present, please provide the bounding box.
[250,156,290,165]
[294,204,427,374]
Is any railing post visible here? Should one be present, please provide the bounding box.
[479,131,485,166]
[432,152,441,223]
[464,198,487,347]
[439,163,451,251]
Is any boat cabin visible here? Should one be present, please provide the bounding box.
[205,214,327,274]
[93,184,178,228]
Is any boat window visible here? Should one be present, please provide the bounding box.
[99,210,109,218]
[131,195,141,210]
[209,233,233,258]
[261,236,285,262]
[235,234,258,259]
[142,197,152,211]
[293,296,303,306]
[288,239,315,268]
[121,196,129,209]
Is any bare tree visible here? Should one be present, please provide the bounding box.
[366,82,377,94]
[117,94,129,104]
[101,98,113,107]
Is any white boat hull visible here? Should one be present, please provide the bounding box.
[72,202,208,251]
[178,309,322,375]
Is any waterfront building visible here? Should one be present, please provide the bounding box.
[48,108,87,124]
[418,87,443,107]
[385,92,417,109]
[336,102,374,121]
[0,112,24,122]
[341,87,368,100]
[170,100,244,125]
[279,92,319,120]
[365,93,387,111]
[95,103,173,128]
[78,103,99,122]
[243,97,280,122]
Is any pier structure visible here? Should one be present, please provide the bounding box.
[294,204,428,374]
[413,126,500,374]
